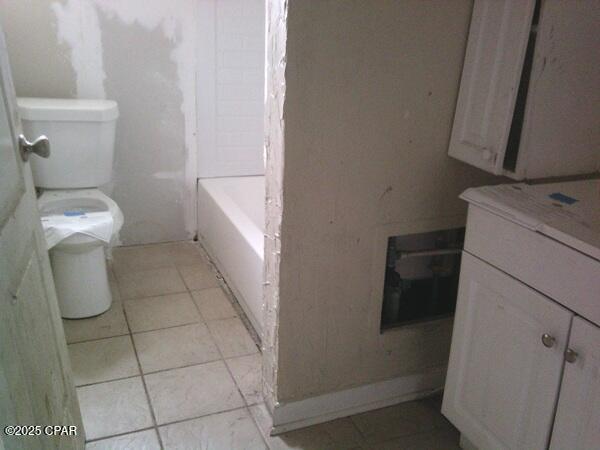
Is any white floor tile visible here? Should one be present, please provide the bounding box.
[77,377,153,440]
[68,335,138,386]
[85,429,160,450]
[207,317,258,358]
[63,302,128,344]
[124,292,201,333]
[112,245,174,276]
[159,241,207,267]
[145,361,245,425]
[160,408,267,450]
[117,267,186,299]
[192,287,237,320]
[178,264,220,291]
[133,323,220,373]
[226,353,262,405]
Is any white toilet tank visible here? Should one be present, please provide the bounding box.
[17,98,119,189]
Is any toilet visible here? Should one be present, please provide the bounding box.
[18,97,123,319]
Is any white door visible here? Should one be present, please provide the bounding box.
[442,252,572,450]
[0,30,84,450]
[550,317,600,450]
[447,0,536,175]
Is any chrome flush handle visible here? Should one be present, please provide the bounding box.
[19,134,50,161]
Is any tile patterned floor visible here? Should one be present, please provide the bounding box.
[64,241,460,449]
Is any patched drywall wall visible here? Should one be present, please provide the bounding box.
[0,1,76,98]
[264,0,500,405]
[0,0,199,244]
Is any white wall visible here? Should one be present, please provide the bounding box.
[263,0,500,408]
[197,0,265,178]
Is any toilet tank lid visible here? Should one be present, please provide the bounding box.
[17,97,119,122]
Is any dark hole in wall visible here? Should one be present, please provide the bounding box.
[381,227,465,331]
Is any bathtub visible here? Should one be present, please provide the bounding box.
[197,176,265,335]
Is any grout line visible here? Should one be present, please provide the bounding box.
[84,425,157,445]
[74,355,235,389]
[157,405,250,429]
[67,315,212,346]
[120,288,189,303]
[112,239,192,250]
[222,352,261,362]
[76,350,262,391]
[122,303,165,450]
[112,263,178,281]
[136,358,224,378]
[65,331,130,346]
[188,285,227,294]
[75,372,140,389]
[129,319,205,335]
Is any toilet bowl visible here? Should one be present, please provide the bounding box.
[38,189,124,318]
[18,97,122,318]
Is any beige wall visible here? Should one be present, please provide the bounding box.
[0,0,198,245]
[264,0,499,405]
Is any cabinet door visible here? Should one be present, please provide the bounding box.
[516,0,600,179]
[448,0,535,175]
[442,252,572,450]
[550,317,600,450]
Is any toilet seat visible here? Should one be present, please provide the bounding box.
[38,188,124,248]
[37,188,123,318]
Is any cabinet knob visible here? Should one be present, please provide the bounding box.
[481,149,493,161]
[541,333,555,348]
[565,348,578,363]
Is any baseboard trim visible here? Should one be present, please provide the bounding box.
[267,366,446,435]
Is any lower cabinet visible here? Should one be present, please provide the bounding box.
[550,317,600,449]
[443,253,600,450]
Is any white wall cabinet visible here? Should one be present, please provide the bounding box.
[448,0,600,180]
[443,200,600,450]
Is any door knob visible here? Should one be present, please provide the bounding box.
[541,333,555,348]
[19,134,50,161]
[565,348,578,363]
